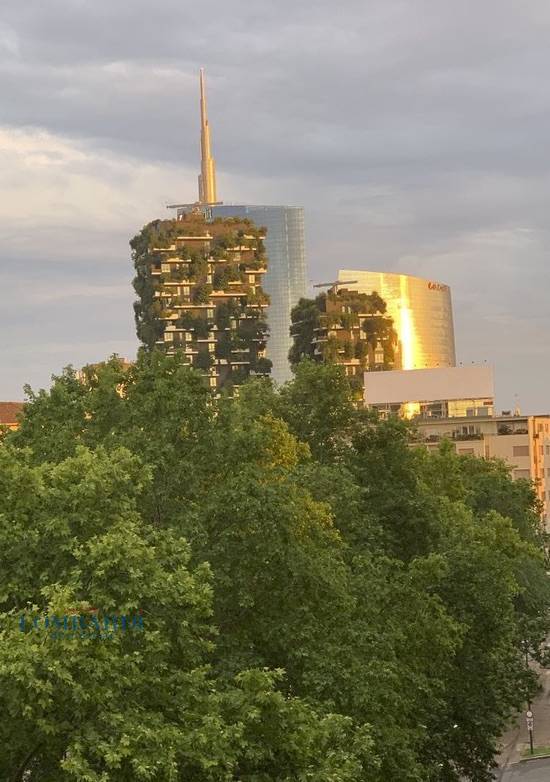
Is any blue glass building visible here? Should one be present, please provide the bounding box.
[177,204,307,384]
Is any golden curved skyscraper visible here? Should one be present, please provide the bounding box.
[338,270,456,370]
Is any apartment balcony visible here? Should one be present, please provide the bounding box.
[497,425,529,435]
[176,234,212,241]
[172,303,211,310]
[210,290,243,299]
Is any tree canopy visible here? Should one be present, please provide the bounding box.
[2,353,549,781]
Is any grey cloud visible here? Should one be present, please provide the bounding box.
[1,0,549,408]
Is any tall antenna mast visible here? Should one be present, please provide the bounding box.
[198,68,218,204]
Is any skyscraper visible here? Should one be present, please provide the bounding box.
[131,212,272,392]
[337,270,456,371]
[171,70,307,384]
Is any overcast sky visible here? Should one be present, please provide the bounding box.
[1,0,549,411]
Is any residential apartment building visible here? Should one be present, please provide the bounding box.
[415,413,550,527]
[132,213,271,393]
[289,283,397,400]
[363,365,550,527]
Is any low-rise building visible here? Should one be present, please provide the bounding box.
[363,365,550,527]
[0,402,24,432]
[414,413,550,527]
[364,365,494,420]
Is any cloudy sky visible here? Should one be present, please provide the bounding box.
[1,0,549,411]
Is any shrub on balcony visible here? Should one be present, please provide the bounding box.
[188,257,209,282]
[237,319,268,342]
[245,288,271,306]
[177,312,197,330]
[213,265,240,291]
[322,336,340,363]
[170,266,188,282]
[215,304,231,330]
[194,350,214,371]
[251,356,272,375]
[340,312,359,330]
[355,341,369,362]
[231,366,249,385]
[215,334,232,360]
[193,318,211,339]
[178,244,194,261]
[212,270,224,291]
[246,257,266,271]
[192,284,213,305]
[342,340,355,360]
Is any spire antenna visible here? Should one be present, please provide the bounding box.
[198,68,218,204]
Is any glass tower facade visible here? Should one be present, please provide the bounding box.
[209,205,307,383]
[338,270,456,370]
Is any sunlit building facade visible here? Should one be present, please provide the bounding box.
[338,270,456,371]
[364,366,494,420]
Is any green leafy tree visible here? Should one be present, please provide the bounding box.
[278,359,355,461]
[4,355,550,782]
[288,294,324,365]
[0,444,376,781]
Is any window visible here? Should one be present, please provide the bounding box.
[514,469,530,480]
[513,446,529,457]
